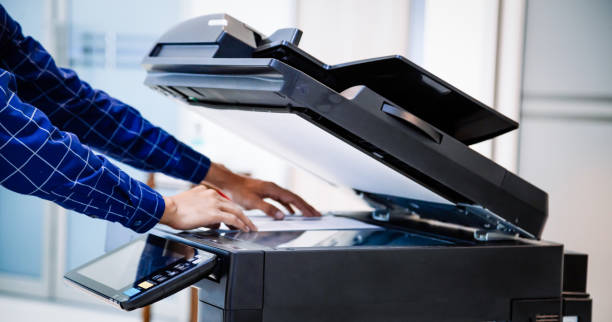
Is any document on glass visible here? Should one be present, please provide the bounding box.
[242,212,382,232]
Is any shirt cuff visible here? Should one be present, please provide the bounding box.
[126,184,165,233]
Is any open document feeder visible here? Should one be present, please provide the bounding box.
[64,13,592,322]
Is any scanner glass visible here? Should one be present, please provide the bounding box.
[222,229,454,248]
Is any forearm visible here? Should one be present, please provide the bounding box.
[203,162,244,189]
[0,6,211,183]
[0,71,164,233]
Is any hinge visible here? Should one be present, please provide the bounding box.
[473,230,520,242]
[358,191,412,222]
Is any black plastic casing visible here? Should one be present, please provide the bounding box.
[155,228,564,322]
[143,56,547,239]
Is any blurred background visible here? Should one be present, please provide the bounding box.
[0,0,610,321]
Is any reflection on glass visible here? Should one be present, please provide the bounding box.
[223,229,453,248]
[78,235,194,290]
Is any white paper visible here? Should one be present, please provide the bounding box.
[246,215,381,232]
[211,210,382,232]
[275,230,350,248]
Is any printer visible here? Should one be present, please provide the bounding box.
[64,14,592,322]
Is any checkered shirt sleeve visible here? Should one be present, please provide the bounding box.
[0,69,162,232]
[0,6,211,184]
[0,5,212,232]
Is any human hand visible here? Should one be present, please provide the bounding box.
[160,185,257,232]
[204,163,321,220]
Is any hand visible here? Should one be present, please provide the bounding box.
[204,163,321,220]
[160,185,257,232]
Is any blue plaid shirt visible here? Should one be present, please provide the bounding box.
[0,6,211,233]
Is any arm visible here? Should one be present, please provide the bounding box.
[0,68,163,233]
[0,68,255,233]
[0,6,209,184]
[0,5,319,221]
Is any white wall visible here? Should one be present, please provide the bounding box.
[491,0,527,173]
[296,0,410,65]
[519,0,612,320]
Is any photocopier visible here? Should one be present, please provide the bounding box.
[65,14,593,322]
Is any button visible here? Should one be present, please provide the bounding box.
[152,274,168,283]
[192,258,203,264]
[134,220,142,226]
[123,288,140,297]
[174,262,190,271]
[138,281,154,289]
[166,269,178,277]
[153,275,168,282]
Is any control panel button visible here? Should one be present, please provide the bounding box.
[174,262,191,271]
[138,281,155,289]
[123,288,140,297]
[152,274,168,283]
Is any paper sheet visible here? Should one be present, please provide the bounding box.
[247,215,381,232]
[210,210,381,232]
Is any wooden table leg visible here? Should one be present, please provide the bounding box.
[142,305,151,322]
[190,287,199,322]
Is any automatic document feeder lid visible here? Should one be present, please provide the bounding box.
[142,14,548,240]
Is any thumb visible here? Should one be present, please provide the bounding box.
[254,200,285,220]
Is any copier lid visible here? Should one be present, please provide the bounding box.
[142,14,548,239]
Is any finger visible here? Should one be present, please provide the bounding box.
[218,211,249,232]
[266,185,321,217]
[205,223,221,230]
[253,199,285,220]
[278,200,295,215]
[271,186,318,217]
[219,198,258,232]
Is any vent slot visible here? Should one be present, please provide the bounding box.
[535,314,560,322]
